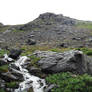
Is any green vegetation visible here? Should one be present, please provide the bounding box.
[46,72,92,92]
[50,48,73,52]
[0,64,9,72]
[0,26,10,32]
[0,88,5,92]
[12,29,24,32]
[76,22,92,30]
[6,82,18,88]
[29,55,41,67]
[21,45,73,55]
[76,48,92,56]
[0,49,8,57]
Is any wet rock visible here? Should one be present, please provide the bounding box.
[28,66,42,77]
[9,49,22,59]
[0,72,18,82]
[37,50,92,74]
[45,84,56,92]
[0,59,8,66]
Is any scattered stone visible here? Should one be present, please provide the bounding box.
[58,43,68,48]
[26,39,36,45]
[72,37,81,40]
[3,30,11,34]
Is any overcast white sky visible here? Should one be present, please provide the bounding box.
[0,0,92,25]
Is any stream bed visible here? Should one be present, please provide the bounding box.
[5,55,46,92]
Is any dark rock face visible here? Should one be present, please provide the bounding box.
[9,49,22,59]
[0,72,19,82]
[35,50,92,74]
[38,12,76,26]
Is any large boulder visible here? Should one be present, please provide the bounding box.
[35,50,92,74]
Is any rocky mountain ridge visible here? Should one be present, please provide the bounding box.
[0,12,92,48]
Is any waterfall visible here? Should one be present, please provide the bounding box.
[5,55,46,92]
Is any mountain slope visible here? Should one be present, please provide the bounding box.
[0,12,92,48]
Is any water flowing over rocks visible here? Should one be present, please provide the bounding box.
[0,51,46,92]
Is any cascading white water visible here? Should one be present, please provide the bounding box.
[5,55,46,92]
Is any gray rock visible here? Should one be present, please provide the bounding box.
[0,72,19,82]
[3,30,11,34]
[58,43,68,48]
[26,39,36,45]
[9,49,22,59]
[34,50,57,58]
[28,66,42,76]
[37,50,92,74]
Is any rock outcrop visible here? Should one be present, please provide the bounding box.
[34,50,92,74]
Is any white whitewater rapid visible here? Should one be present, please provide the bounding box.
[4,54,46,92]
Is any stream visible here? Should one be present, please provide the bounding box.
[4,55,46,92]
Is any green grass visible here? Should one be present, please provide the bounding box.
[12,29,24,32]
[46,72,92,92]
[76,48,92,56]
[20,45,73,55]
[29,55,41,67]
[76,22,92,30]
[0,64,9,72]
[0,49,9,57]
[0,26,10,32]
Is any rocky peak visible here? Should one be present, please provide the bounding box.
[38,12,76,25]
[38,12,62,19]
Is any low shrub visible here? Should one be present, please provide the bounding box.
[29,55,41,67]
[0,88,5,92]
[76,22,92,30]
[6,82,18,88]
[46,72,92,92]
